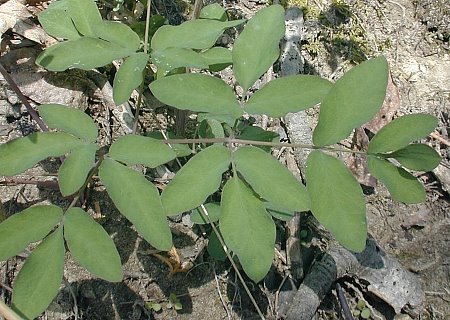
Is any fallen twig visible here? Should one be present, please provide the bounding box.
[0,62,48,132]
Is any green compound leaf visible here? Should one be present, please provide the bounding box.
[151,19,244,50]
[39,104,98,142]
[220,176,275,282]
[368,114,438,154]
[99,158,172,251]
[386,144,441,171]
[0,205,63,261]
[161,145,231,216]
[367,156,426,203]
[150,73,243,119]
[93,20,141,51]
[199,3,227,21]
[233,146,310,212]
[152,48,208,76]
[313,56,389,147]
[200,47,232,72]
[12,227,64,320]
[232,5,285,92]
[59,143,97,197]
[113,52,149,105]
[306,150,367,252]
[109,135,176,168]
[38,1,80,40]
[36,38,135,72]
[190,203,221,224]
[0,132,84,176]
[67,0,102,37]
[245,75,332,117]
[64,207,122,282]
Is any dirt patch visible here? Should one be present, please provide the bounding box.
[0,0,449,319]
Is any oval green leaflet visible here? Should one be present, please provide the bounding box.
[306,150,367,252]
[162,145,231,216]
[64,207,122,282]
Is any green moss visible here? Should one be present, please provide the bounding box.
[286,0,309,8]
[276,0,378,63]
[273,0,321,19]
[332,0,352,18]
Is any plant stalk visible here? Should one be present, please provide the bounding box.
[0,62,48,132]
[162,137,367,155]
[0,300,23,320]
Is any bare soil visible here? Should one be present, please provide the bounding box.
[0,0,449,319]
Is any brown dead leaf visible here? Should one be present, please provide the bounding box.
[346,128,376,186]
[347,155,377,187]
[347,74,401,186]
[365,72,401,133]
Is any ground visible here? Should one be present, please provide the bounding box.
[0,0,449,319]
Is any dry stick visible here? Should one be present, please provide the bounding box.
[0,62,66,166]
[132,0,152,134]
[191,0,203,20]
[0,178,59,189]
[430,131,450,147]
[335,283,355,320]
[0,62,48,132]
[63,277,79,320]
[199,205,266,320]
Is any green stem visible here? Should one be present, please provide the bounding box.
[162,138,366,155]
[65,155,104,211]
[132,0,152,134]
[0,299,23,320]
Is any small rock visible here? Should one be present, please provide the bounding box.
[5,89,19,105]
[394,313,413,320]
[433,164,450,193]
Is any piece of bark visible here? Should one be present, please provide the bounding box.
[346,129,377,187]
[285,213,303,281]
[281,7,312,175]
[347,75,400,186]
[278,237,425,319]
[280,7,308,283]
[364,74,401,134]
